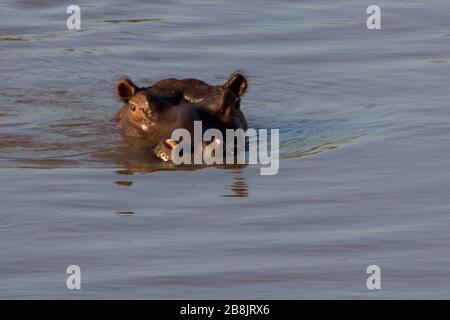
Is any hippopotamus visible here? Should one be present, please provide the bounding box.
[114,72,248,161]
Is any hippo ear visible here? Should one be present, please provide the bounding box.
[115,78,138,102]
[225,72,247,97]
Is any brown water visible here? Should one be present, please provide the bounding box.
[1,0,450,298]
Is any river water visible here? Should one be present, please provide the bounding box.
[1,0,450,298]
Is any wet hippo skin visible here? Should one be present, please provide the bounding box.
[114,72,249,161]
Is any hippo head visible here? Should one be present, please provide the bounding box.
[200,72,248,129]
[114,72,249,142]
[114,78,171,138]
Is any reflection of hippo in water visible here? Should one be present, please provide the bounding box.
[114,72,248,161]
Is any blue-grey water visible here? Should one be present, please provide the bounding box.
[1,0,450,299]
